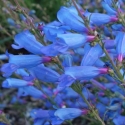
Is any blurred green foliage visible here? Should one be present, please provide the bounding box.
[0,0,68,52]
[25,0,67,22]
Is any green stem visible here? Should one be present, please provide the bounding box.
[71,0,93,34]
[79,92,105,125]
[98,40,123,81]
[67,120,73,125]
[0,115,11,125]
[72,83,105,125]
[36,82,58,108]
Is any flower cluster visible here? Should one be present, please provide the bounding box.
[1,0,125,125]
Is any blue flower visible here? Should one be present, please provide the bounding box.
[29,64,60,83]
[41,42,68,56]
[61,54,73,67]
[54,108,88,120]
[18,86,46,99]
[57,6,88,33]
[1,63,18,77]
[90,79,106,90]
[15,69,34,81]
[64,66,108,80]
[115,32,125,62]
[84,11,118,26]
[43,24,70,42]
[12,30,44,55]
[33,119,45,125]
[96,102,106,118]
[1,54,51,77]
[8,54,51,68]
[82,87,95,100]
[56,33,95,49]
[94,59,105,67]
[2,78,33,88]
[30,109,51,119]
[113,115,125,125]
[102,1,117,15]
[103,39,116,49]
[55,75,75,93]
[81,44,103,66]
[112,24,123,31]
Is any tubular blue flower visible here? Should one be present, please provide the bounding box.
[2,78,33,88]
[64,88,79,99]
[115,32,125,62]
[18,86,46,99]
[1,63,18,77]
[99,97,110,105]
[96,103,106,118]
[90,79,106,90]
[55,66,108,92]
[41,42,68,56]
[54,108,88,120]
[103,39,116,49]
[43,24,70,42]
[56,33,95,49]
[74,48,85,56]
[12,30,44,55]
[57,6,88,33]
[15,69,34,81]
[74,43,91,56]
[81,44,103,66]
[64,66,108,80]
[8,54,51,69]
[101,1,117,15]
[30,109,51,119]
[30,109,61,125]
[113,115,125,125]
[15,69,29,77]
[29,64,60,83]
[61,54,73,67]
[55,75,75,93]
[94,59,105,67]
[83,11,118,26]
[103,82,116,89]
[107,49,116,55]
[33,119,45,125]
[82,88,95,100]
[112,24,123,31]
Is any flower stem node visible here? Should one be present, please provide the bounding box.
[30,28,36,35]
[108,68,114,76]
[89,41,97,47]
[116,60,123,70]
[14,7,23,13]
